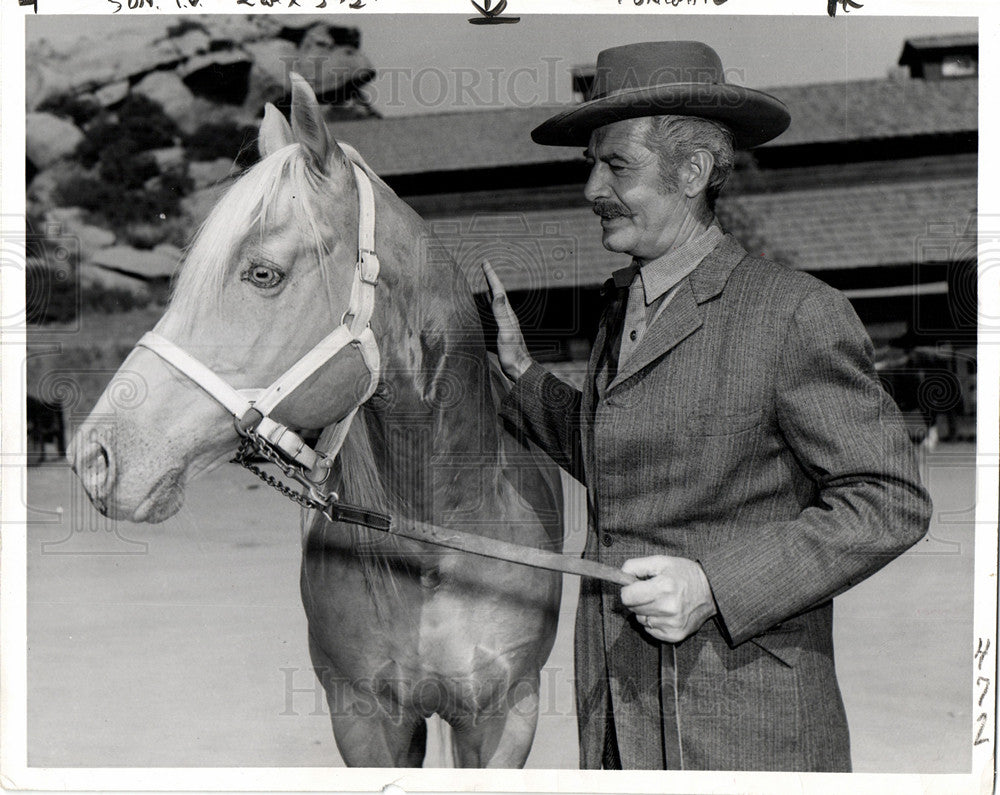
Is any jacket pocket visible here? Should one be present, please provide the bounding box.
[749,623,804,668]
[685,408,763,437]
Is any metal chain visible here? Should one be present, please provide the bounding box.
[231,433,395,532]
[230,434,330,512]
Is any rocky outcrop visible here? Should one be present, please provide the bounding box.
[26,31,188,110]
[132,72,199,134]
[27,161,89,209]
[90,244,181,281]
[26,16,378,122]
[92,80,130,109]
[26,18,379,317]
[243,39,300,111]
[25,113,84,169]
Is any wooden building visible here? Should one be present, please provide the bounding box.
[332,33,977,435]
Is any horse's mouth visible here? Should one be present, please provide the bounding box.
[89,467,186,524]
[133,468,186,523]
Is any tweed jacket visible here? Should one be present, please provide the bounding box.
[499,235,933,771]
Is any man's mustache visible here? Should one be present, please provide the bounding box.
[593,200,629,219]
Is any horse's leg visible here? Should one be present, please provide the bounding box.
[450,679,541,768]
[309,637,427,767]
[329,692,427,767]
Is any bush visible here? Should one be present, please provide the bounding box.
[107,186,184,228]
[54,174,185,230]
[27,266,153,324]
[183,121,259,167]
[75,95,179,167]
[37,93,101,127]
[114,94,180,152]
[54,174,119,214]
[158,169,194,198]
[80,285,151,314]
[27,263,80,324]
[98,148,159,189]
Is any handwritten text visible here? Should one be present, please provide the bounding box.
[974,638,992,747]
[108,0,368,11]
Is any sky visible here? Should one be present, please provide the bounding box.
[27,13,977,116]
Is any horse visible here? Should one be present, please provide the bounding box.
[68,73,564,768]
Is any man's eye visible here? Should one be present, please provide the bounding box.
[241,263,284,289]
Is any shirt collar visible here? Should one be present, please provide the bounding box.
[610,225,724,302]
[639,225,725,305]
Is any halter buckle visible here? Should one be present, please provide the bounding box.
[358,250,380,285]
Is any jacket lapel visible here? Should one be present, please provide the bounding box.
[582,283,626,471]
[606,235,748,392]
[582,316,606,419]
[607,279,702,390]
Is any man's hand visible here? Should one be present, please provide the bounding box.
[482,260,534,381]
[620,556,718,643]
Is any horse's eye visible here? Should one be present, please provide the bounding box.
[241,263,284,289]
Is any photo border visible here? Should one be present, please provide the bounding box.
[2,1,996,792]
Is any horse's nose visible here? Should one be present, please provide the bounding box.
[72,438,114,512]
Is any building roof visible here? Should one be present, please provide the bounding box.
[334,105,579,176]
[430,208,620,295]
[899,32,979,57]
[333,75,977,177]
[723,177,976,272]
[439,176,976,293]
[757,77,977,147]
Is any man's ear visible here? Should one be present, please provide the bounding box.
[681,149,715,200]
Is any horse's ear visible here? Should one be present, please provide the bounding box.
[258,103,294,160]
[289,72,347,176]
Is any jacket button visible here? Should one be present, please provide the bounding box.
[601,533,615,547]
[629,329,637,341]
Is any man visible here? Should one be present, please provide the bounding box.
[482,41,932,772]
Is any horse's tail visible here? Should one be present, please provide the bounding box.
[424,715,458,767]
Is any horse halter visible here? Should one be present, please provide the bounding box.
[134,157,381,494]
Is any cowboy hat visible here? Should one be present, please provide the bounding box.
[531,41,790,149]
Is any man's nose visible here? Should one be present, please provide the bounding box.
[583,164,609,204]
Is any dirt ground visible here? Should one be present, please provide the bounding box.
[25,443,975,771]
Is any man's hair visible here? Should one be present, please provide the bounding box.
[643,115,735,212]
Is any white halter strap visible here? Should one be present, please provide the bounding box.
[135,157,381,474]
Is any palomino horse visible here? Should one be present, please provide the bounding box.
[69,75,563,767]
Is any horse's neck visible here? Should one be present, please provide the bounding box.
[370,305,502,521]
[332,182,506,523]
[329,222,500,526]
